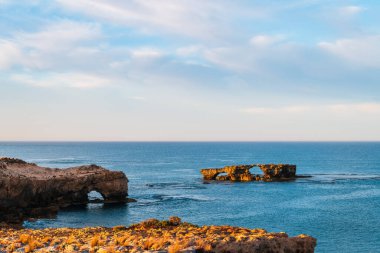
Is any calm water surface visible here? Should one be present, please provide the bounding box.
[0,142,379,252]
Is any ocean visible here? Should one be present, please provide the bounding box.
[0,142,379,252]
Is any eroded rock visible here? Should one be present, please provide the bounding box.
[0,217,317,252]
[201,164,297,182]
[0,157,130,224]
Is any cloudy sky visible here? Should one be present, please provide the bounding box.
[1,0,379,141]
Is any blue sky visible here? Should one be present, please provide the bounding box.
[1,0,380,141]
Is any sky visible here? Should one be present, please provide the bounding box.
[0,0,380,141]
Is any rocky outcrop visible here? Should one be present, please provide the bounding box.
[0,157,130,224]
[201,164,297,182]
[0,217,317,252]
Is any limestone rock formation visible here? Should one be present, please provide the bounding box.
[201,164,297,182]
[0,217,317,252]
[0,157,130,224]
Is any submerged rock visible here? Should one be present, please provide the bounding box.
[201,164,297,182]
[0,157,130,224]
[0,217,317,253]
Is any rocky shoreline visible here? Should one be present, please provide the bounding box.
[0,217,316,253]
[0,157,131,224]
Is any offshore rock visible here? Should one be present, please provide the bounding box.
[0,157,130,224]
[201,164,297,182]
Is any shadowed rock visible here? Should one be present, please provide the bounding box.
[0,157,131,224]
[201,164,297,182]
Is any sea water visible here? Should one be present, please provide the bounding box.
[0,142,379,252]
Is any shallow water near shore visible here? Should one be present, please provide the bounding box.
[1,142,379,252]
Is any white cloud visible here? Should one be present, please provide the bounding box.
[0,40,22,69]
[204,47,251,72]
[319,36,380,68]
[0,0,8,5]
[243,105,311,114]
[15,20,101,52]
[176,45,203,57]
[130,48,163,59]
[243,103,380,115]
[129,96,146,101]
[339,5,364,16]
[0,20,102,70]
[250,34,285,47]
[203,35,296,73]
[55,0,264,40]
[328,103,380,113]
[11,72,111,88]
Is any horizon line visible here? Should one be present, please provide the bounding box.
[1,140,380,143]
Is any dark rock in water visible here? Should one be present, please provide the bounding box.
[0,157,131,224]
[201,164,297,182]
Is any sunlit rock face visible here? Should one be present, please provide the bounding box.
[0,217,317,253]
[201,164,297,182]
[0,157,129,224]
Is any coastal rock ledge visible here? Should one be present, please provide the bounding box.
[201,164,297,182]
[0,217,317,253]
[0,157,130,224]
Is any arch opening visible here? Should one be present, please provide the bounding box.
[88,190,104,203]
[249,166,263,177]
[216,172,229,181]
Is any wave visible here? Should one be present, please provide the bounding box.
[133,193,214,207]
[320,189,380,201]
[28,157,89,164]
[298,173,380,183]
[209,159,236,162]
[281,188,380,209]
[172,169,195,172]
[145,182,206,190]
[122,161,179,166]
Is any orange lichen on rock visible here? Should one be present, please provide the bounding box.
[0,217,316,253]
[201,164,297,182]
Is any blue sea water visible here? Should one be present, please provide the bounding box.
[0,142,379,252]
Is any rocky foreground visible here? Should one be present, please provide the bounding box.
[0,217,316,253]
[0,157,130,224]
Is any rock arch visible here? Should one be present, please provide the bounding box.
[0,157,131,224]
[201,164,296,182]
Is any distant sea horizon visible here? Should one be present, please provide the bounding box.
[1,140,380,143]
